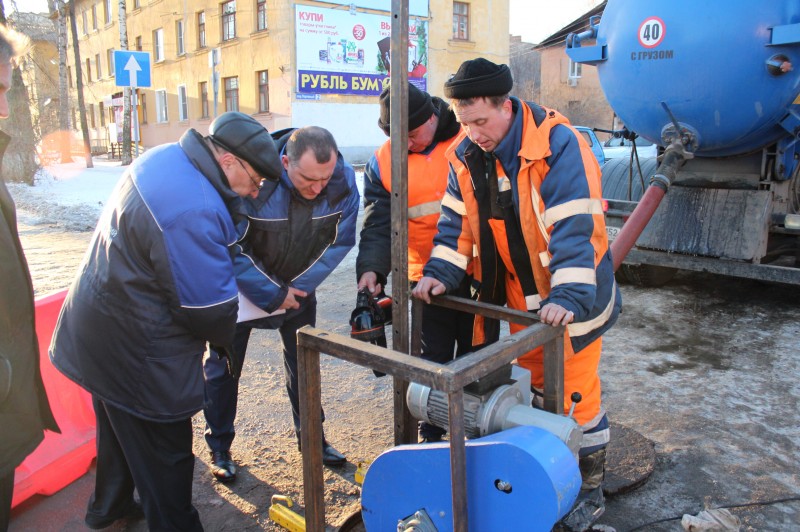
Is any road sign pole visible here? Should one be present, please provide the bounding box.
[132,89,139,157]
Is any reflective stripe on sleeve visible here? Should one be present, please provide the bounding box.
[529,183,551,246]
[408,200,441,219]
[441,193,467,215]
[526,294,542,311]
[544,198,603,228]
[567,281,617,337]
[551,267,596,287]
[539,251,551,268]
[431,244,469,270]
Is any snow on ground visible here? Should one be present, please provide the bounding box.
[8,159,125,232]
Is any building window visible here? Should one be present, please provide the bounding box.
[153,28,164,62]
[256,0,267,31]
[569,59,582,80]
[82,10,87,34]
[133,0,140,9]
[91,4,97,31]
[176,20,185,55]
[140,92,147,124]
[257,70,269,113]
[199,81,209,118]
[197,11,206,48]
[67,65,73,88]
[108,48,115,77]
[99,101,106,126]
[85,58,92,83]
[453,2,469,41]
[155,89,168,123]
[135,35,142,51]
[95,53,102,79]
[178,85,188,121]
[221,1,236,42]
[224,76,238,112]
[89,103,96,128]
[104,0,112,24]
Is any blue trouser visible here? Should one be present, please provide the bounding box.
[203,294,322,453]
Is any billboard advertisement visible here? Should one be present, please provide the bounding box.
[317,0,429,17]
[295,5,428,96]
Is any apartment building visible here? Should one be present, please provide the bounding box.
[65,0,509,162]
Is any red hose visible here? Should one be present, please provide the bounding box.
[610,184,667,271]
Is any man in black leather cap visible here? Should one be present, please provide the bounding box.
[51,112,282,531]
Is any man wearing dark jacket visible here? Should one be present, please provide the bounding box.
[50,112,282,531]
[356,83,489,442]
[203,126,360,481]
[0,24,59,531]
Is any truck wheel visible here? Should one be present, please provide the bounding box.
[602,156,677,287]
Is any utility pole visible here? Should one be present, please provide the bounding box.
[118,0,132,164]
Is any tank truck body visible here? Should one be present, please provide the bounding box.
[568,0,800,285]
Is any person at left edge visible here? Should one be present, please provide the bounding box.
[49,111,282,531]
[203,126,360,481]
[0,24,60,532]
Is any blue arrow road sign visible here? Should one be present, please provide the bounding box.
[114,50,151,88]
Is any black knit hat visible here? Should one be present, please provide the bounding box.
[443,58,513,99]
[208,112,282,182]
[377,82,435,136]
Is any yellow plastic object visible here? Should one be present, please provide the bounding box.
[268,495,306,532]
[354,461,370,485]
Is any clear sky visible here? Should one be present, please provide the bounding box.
[509,0,603,43]
[20,0,602,43]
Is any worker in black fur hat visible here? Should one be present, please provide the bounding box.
[51,112,281,531]
[413,58,622,531]
[357,81,497,442]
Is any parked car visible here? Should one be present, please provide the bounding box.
[602,136,658,161]
[574,126,606,166]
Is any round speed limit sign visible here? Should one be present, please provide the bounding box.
[638,17,665,48]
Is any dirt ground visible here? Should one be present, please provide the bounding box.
[8,176,800,531]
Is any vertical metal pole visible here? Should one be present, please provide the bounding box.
[543,333,565,414]
[410,298,423,357]
[297,340,325,531]
[447,389,469,532]
[390,0,415,446]
[132,89,140,157]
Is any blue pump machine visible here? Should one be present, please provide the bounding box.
[567,1,800,285]
[360,367,583,531]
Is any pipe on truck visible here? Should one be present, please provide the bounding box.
[610,144,691,271]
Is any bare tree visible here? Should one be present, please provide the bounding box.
[67,0,92,168]
[0,0,40,184]
[49,0,71,163]
[118,0,131,165]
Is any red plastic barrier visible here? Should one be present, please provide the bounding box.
[12,289,97,508]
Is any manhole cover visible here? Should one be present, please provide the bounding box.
[604,421,656,496]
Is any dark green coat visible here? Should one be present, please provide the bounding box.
[0,131,59,478]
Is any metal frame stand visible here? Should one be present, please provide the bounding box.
[297,295,565,532]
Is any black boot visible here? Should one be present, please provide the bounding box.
[556,448,608,532]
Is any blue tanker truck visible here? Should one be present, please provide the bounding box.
[567,0,800,286]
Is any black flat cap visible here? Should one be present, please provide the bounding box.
[208,112,282,182]
[377,82,435,136]
[443,58,513,99]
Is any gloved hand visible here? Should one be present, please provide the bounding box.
[211,344,241,379]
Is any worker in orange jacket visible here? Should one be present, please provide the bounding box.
[413,58,621,531]
[357,82,495,442]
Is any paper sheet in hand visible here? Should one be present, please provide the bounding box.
[237,292,285,322]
